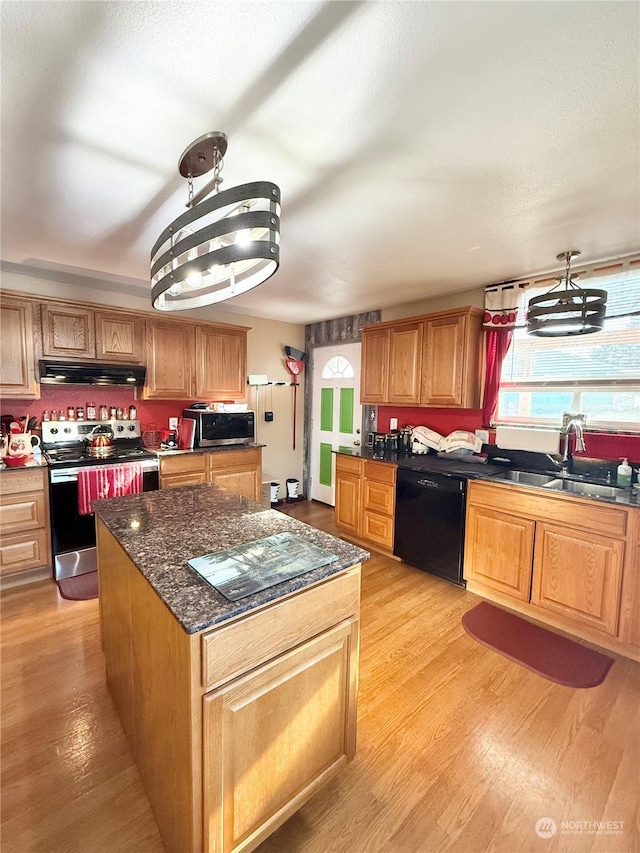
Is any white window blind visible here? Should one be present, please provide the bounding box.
[497,256,640,430]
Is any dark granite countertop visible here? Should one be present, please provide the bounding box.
[154,443,265,457]
[335,447,640,508]
[92,484,369,635]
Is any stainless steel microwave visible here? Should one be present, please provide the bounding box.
[182,409,255,447]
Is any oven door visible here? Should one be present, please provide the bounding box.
[49,461,159,579]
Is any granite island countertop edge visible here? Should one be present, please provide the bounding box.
[93,483,369,635]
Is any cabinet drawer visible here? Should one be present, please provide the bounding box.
[335,454,362,476]
[0,468,46,497]
[0,529,49,575]
[363,460,396,485]
[159,454,207,476]
[0,491,47,534]
[362,511,394,550]
[363,480,395,516]
[202,567,361,691]
[207,448,262,472]
[468,481,628,539]
[161,472,208,489]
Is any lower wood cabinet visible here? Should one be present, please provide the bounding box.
[203,618,357,853]
[464,480,637,658]
[464,506,535,601]
[335,455,396,551]
[531,522,624,636]
[0,467,51,583]
[160,449,262,502]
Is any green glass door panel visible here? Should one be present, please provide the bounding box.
[339,388,354,434]
[319,443,333,486]
[320,388,333,431]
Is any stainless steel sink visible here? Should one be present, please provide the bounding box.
[542,479,624,499]
[491,470,558,486]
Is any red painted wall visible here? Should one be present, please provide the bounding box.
[379,405,640,464]
[3,387,191,433]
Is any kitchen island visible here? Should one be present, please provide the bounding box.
[93,484,368,853]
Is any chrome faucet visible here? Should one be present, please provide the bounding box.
[561,413,586,471]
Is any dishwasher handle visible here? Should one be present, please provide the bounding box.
[398,472,464,493]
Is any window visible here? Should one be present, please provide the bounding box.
[321,354,354,379]
[496,261,640,431]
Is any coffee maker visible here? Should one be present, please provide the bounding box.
[160,428,178,450]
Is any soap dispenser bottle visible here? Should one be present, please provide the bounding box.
[617,458,632,487]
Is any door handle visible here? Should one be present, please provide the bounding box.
[353,440,361,446]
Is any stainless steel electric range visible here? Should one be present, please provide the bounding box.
[42,420,160,580]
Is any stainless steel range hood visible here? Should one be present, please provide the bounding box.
[39,360,146,387]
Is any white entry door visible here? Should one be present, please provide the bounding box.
[310,342,362,506]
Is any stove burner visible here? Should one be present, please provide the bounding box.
[44,445,156,467]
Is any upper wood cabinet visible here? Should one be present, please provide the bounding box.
[388,322,423,405]
[4,289,251,402]
[95,312,145,363]
[195,325,247,400]
[41,303,96,359]
[142,320,194,400]
[360,307,483,408]
[421,309,483,407]
[0,298,39,398]
[360,327,389,404]
[41,302,145,364]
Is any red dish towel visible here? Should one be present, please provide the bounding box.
[77,463,143,516]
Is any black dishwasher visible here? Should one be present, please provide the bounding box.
[394,468,467,586]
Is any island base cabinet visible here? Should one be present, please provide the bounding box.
[203,618,358,853]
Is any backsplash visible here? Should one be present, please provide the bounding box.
[379,405,640,464]
[3,388,192,433]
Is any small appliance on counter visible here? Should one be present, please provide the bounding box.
[160,429,178,450]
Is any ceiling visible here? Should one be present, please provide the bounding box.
[1,1,638,325]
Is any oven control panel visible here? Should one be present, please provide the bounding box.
[42,419,142,444]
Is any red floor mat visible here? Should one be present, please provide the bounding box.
[56,571,98,601]
[462,601,614,688]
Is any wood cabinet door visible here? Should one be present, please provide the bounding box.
[208,449,262,501]
[464,505,534,601]
[335,473,361,536]
[203,618,358,853]
[195,326,247,400]
[142,321,193,399]
[531,522,624,635]
[209,468,260,502]
[387,322,422,405]
[41,303,96,359]
[360,327,389,403]
[0,299,39,398]
[421,314,466,406]
[95,312,145,363]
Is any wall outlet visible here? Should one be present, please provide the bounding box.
[169,417,178,430]
[475,429,490,443]
[390,418,398,431]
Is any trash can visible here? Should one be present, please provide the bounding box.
[286,478,300,501]
[270,482,280,506]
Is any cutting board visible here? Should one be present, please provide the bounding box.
[177,418,195,450]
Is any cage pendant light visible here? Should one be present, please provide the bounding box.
[526,250,607,336]
[151,132,280,311]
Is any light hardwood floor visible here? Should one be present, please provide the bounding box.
[2,501,638,853]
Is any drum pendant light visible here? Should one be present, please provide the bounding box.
[526,251,607,336]
[151,132,280,311]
